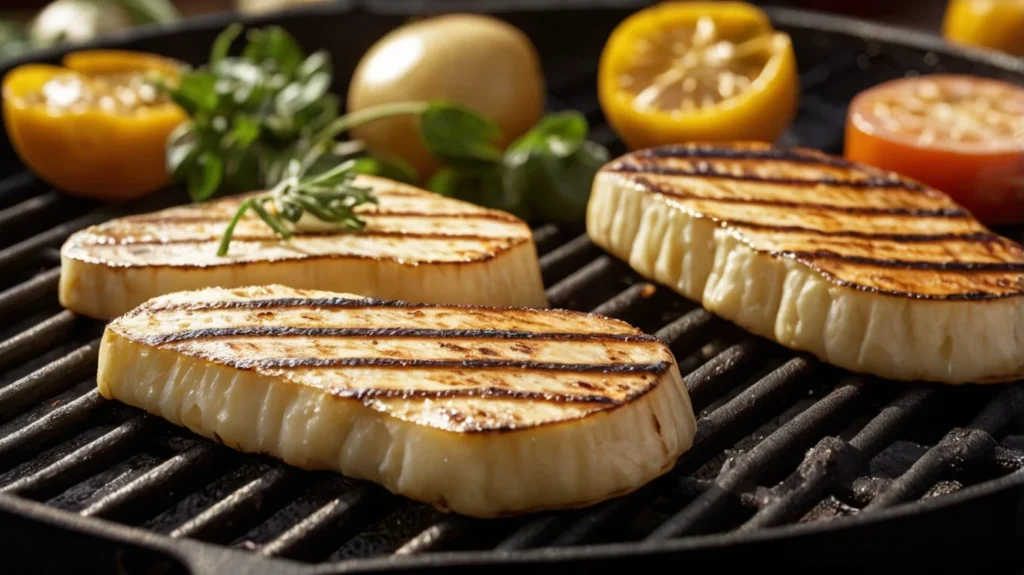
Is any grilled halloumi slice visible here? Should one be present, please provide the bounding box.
[587,142,1024,384]
[97,284,696,517]
[60,174,546,319]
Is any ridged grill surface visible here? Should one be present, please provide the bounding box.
[0,4,1023,572]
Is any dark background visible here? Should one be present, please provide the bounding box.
[1,0,952,33]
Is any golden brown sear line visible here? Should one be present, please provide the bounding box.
[818,275,1021,301]
[726,223,1001,243]
[633,178,969,217]
[120,210,524,226]
[222,357,671,374]
[82,231,529,246]
[781,251,1024,271]
[609,162,924,191]
[635,144,862,168]
[322,385,627,405]
[136,296,585,316]
[143,326,664,346]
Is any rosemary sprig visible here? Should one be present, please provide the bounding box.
[217,159,376,256]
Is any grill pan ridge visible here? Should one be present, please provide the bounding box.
[1,2,1024,573]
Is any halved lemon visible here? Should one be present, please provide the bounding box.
[598,1,799,150]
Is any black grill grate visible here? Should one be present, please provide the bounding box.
[1,3,1024,573]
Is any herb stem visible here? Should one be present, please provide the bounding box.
[217,197,253,256]
[320,101,430,143]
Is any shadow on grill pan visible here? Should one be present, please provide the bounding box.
[1,1,1024,574]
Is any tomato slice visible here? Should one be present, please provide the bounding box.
[844,74,1024,226]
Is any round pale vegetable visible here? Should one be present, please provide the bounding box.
[347,14,545,180]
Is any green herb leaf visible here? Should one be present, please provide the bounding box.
[166,121,198,179]
[347,155,419,184]
[419,102,503,169]
[507,110,588,157]
[168,72,218,114]
[209,22,243,63]
[218,161,377,256]
[188,150,224,202]
[502,133,608,224]
[242,25,303,76]
[276,71,331,117]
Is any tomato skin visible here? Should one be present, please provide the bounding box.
[845,126,1024,225]
[844,75,1024,226]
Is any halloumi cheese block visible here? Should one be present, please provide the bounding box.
[97,285,697,517]
[60,174,547,319]
[587,142,1024,384]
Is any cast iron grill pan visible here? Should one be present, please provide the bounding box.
[0,2,1023,573]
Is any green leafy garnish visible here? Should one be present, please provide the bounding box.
[428,110,609,223]
[164,23,347,203]
[217,159,377,256]
[502,111,609,223]
[165,24,610,255]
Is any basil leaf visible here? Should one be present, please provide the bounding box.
[166,122,198,178]
[227,114,261,148]
[502,138,608,224]
[210,22,243,63]
[508,110,588,158]
[428,165,525,219]
[427,168,478,199]
[188,150,224,202]
[275,71,330,117]
[168,72,218,114]
[297,51,331,81]
[243,26,304,76]
[419,102,503,169]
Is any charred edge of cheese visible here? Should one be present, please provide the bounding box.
[96,331,696,518]
[587,173,1024,384]
[59,241,547,320]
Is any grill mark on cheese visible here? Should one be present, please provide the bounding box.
[123,210,523,226]
[108,286,679,431]
[323,386,624,404]
[143,326,662,345]
[779,251,1024,271]
[636,144,861,168]
[727,223,1000,243]
[601,144,1024,301]
[633,178,969,217]
[610,162,924,191]
[136,296,592,315]
[80,230,530,246]
[225,357,670,374]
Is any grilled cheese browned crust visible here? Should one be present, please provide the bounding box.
[98,285,697,517]
[587,142,1024,384]
[60,174,547,319]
